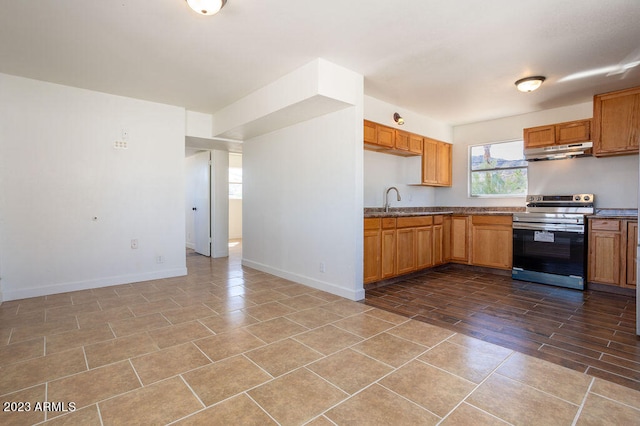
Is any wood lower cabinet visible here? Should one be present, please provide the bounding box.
[365,215,441,283]
[381,218,397,279]
[470,215,513,270]
[364,213,515,284]
[363,218,381,284]
[589,218,637,289]
[627,222,637,288]
[450,216,470,263]
[593,86,640,157]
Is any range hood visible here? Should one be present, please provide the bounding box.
[525,141,593,161]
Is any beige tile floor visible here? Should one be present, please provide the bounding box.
[1,242,639,425]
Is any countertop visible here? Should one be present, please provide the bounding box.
[365,207,638,220]
[588,208,638,220]
[364,207,524,218]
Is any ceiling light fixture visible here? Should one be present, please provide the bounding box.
[393,113,404,125]
[515,76,546,92]
[186,0,227,15]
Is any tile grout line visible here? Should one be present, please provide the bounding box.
[571,377,595,426]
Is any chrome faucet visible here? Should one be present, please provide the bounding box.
[384,187,401,212]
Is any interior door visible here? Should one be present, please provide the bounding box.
[193,151,211,256]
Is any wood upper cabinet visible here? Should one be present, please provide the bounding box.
[422,137,452,187]
[409,133,424,155]
[593,86,640,157]
[363,121,422,156]
[363,218,382,284]
[523,119,591,149]
[470,215,513,270]
[523,125,555,148]
[588,218,637,289]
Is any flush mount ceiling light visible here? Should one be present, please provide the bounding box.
[393,112,405,125]
[515,76,546,92]
[186,0,227,15]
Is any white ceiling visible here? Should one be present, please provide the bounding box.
[1,0,639,126]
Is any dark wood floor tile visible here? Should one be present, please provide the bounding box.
[586,367,640,392]
[541,344,640,383]
[365,268,639,391]
[600,353,640,374]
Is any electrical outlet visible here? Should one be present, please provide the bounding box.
[156,255,164,264]
[131,239,138,249]
[319,262,326,273]
[114,140,128,149]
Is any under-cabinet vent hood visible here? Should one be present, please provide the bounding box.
[525,141,593,161]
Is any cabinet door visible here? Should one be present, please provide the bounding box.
[524,125,555,148]
[422,139,452,187]
[626,222,637,288]
[422,138,438,185]
[409,134,423,155]
[437,142,452,187]
[381,229,396,279]
[450,216,469,263]
[377,125,395,148]
[555,119,591,144]
[442,215,451,262]
[395,130,410,151]
[364,120,377,145]
[432,224,444,266]
[363,228,381,284]
[396,228,416,275]
[593,87,640,156]
[416,226,433,270]
[470,217,513,270]
[589,231,621,285]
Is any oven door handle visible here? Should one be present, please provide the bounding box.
[512,223,584,233]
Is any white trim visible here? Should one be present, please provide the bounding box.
[241,259,365,302]
[2,268,188,301]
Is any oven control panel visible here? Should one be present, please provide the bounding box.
[526,194,594,204]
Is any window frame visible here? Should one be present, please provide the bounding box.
[468,139,528,198]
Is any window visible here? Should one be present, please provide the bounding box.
[469,140,527,197]
[229,167,242,199]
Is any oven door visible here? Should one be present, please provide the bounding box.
[512,226,586,281]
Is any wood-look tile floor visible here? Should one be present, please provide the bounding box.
[365,265,640,392]
[0,243,639,425]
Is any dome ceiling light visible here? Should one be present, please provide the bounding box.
[186,0,227,16]
[515,76,546,92]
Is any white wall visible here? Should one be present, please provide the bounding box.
[214,58,365,301]
[363,96,452,207]
[0,74,187,301]
[229,153,243,239]
[243,107,364,300]
[444,102,638,208]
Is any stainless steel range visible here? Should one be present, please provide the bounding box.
[512,194,594,290]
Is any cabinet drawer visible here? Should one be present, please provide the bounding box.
[382,218,397,229]
[397,216,433,228]
[471,215,512,226]
[364,218,381,230]
[591,219,620,231]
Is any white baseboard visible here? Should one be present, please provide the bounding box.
[241,259,364,301]
[3,268,188,301]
